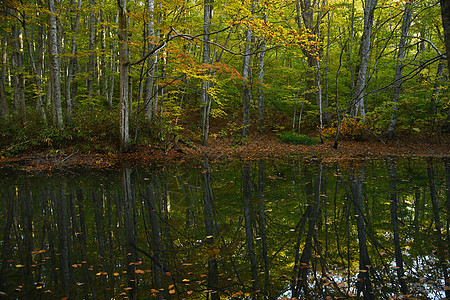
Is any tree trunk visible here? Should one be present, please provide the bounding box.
[11,24,27,125]
[201,0,212,145]
[440,0,450,72]
[384,2,412,138]
[0,32,9,119]
[242,27,252,137]
[257,35,266,130]
[65,0,81,122]
[87,0,97,99]
[23,20,47,124]
[144,0,156,119]
[352,0,377,117]
[119,0,130,152]
[48,0,64,129]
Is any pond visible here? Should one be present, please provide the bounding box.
[0,157,448,299]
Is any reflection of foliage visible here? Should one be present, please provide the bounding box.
[0,158,447,299]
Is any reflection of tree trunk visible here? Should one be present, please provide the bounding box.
[92,190,107,269]
[201,157,220,299]
[294,165,322,297]
[56,180,72,297]
[427,158,449,299]
[444,158,450,240]
[19,185,34,296]
[350,168,374,299]
[70,188,96,298]
[387,158,408,295]
[123,165,137,299]
[144,179,163,299]
[242,163,259,290]
[0,187,15,291]
[258,160,270,291]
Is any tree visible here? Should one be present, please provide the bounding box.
[383,1,413,138]
[48,0,64,129]
[201,0,212,145]
[119,0,130,152]
[352,0,377,117]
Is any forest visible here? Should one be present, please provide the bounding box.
[0,0,449,156]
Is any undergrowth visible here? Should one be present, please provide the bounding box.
[279,131,318,145]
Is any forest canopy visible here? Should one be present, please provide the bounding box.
[0,0,448,154]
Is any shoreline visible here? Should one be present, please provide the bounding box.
[1,134,449,171]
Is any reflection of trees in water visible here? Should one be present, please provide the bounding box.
[0,158,448,299]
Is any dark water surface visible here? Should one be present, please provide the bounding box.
[0,157,449,299]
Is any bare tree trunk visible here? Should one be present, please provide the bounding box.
[23,20,47,124]
[0,32,9,119]
[352,0,377,117]
[100,10,108,102]
[11,24,27,125]
[201,0,212,145]
[144,0,156,119]
[119,0,130,152]
[65,0,81,121]
[384,2,412,138]
[48,0,64,128]
[257,18,266,130]
[242,27,252,137]
[109,12,118,110]
[87,0,96,99]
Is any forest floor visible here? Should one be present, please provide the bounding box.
[0,131,449,171]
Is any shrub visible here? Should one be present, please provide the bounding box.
[279,131,317,145]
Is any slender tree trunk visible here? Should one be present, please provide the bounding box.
[352,0,377,117]
[88,0,96,99]
[242,27,252,137]
[11,24,27,125]
[109,12,118,110]
[23,21,47,124]
[100,10,108,102]
[48,0,64,128]
[144,0,156,119]
[257,18,266,130]
[384,2,412,138]
[119,0,130,152]
[201,0,212,145]
[440,0,450,72]
[65,0,81,121]
[0,32,9,119]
